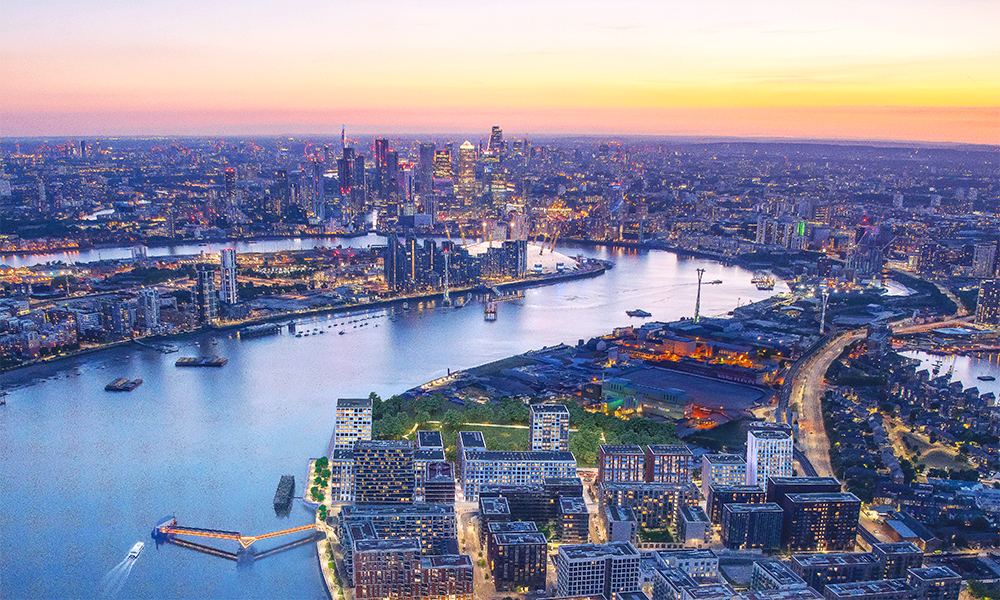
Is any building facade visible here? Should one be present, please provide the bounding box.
[746,430,793,487]
[530,403,570,451]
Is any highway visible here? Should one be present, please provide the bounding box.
[788,329,865,479]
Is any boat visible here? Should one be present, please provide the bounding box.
[626,309,652,318]
[979,375,997,381]
[175,356,228,368]
[273,475,295,516]
[128,542,144,559]
[105,378,143,392]
[755,277,775,291]
[708,280,722,285]
[339,331,345,335]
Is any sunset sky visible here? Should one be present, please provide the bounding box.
[1,0,998,143]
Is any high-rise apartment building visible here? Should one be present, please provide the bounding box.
[456,141,477,204]
[489,532,547,592]
[488,126,503,155]
[328,397,373,454]
[781,492,861,552]
[972,242,998,278]
[701,454,748,497]
[461,450,577,501]
[529,403,570,451]
[720,503,784,550]
[339,502,457,555]
[353,440,415,504]
[746,430,793,487]
[137,288,159,333]
[556,542,641,599]
[976,279,1000,327]
[195,265,218,324]
[646,445,695,484]
[219,248,238,305]
[599,445,645,483]
[418,142,435,194]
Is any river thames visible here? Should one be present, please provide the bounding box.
[2,240,996,599]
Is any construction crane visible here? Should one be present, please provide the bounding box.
[457,222,468,247]
[548,224,561,253]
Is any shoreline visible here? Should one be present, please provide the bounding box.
[1,263,607,375]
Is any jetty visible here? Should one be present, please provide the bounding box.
[239,323,281,339]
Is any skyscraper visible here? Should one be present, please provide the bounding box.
[976,279,1000,327]
[195,265,218,324]
[419,142,435,194]
[433,149,453,180]
[488,126,503,155]
[219,248,238,305]
[374,138,389,198]
[456,141,477,205]
[746,429,793,487]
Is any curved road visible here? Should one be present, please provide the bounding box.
[790,329,864,479]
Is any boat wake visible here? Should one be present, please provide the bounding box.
[100,546,140,599]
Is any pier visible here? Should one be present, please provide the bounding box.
[152,517,316,549]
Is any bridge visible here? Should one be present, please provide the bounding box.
[152,517,317,549]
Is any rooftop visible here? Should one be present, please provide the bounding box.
[824,579,912,597]
[341,503,455,518]
[703,453,746,465]
[600,444,645,455]
[354,439,414,450]
[560,542,638,560]
[768,477,841,487]
[354,537,421,553]
[459,430,487,449]
[654,566,698,590]
[724,502,783,515]
[530,403,570,414]
[743,590,823,600]
[872,542,922,555]
[479,496,511,516]
[684,583,738,599]
[421,554,473,568]
[416,430,444,448]
[414,449,446,461]
[465,450,576,462]
[493,532,548,546]
[681,505,710,522]
[710,484,766,494]
[907,566,961,581]
[648,444,693,456]
[559,496,589,514]
[600,482,697,492]
[750,430,792,440]
[605,505,637,523]
[755,561,806,586]
[336,398,372,408]
[487,521,538,534]
[785,492,861,504]
[658,548,718,561]
[792,552,878,567]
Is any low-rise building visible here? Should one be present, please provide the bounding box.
[750,561,807,592]
[606,505,639,544]
[556,542,642,599]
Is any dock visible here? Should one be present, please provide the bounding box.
[105,378,143,392]
[175,356,228,368]
[239,323,281,339]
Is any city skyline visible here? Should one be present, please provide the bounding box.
[1,0,997,144]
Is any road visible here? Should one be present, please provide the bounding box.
[789,329,864,479]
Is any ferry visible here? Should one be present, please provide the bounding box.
[755,277,775,291]
[979,375,997,382]
[128,542,144,559]
[626,309,652,318]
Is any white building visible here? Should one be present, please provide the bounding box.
[556,542,641,598]
[219,248,238,304]
[746,430,793,487]
[701,454,748,497]
[327,398,372,455]
[529,403,570,451]
[137,288,159,333]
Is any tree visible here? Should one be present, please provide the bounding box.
[442,409,465,430]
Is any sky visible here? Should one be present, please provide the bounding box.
[1,0,998,144]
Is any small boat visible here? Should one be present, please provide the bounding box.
[105,378,143,392]
[128,542,144,559]
[979,375,997,382]
[708,280,722,285]
[626,309,652,318]
[339,331,345,335]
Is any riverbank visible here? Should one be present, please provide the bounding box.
[1,262,608,375]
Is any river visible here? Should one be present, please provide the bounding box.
[0,242,781,599]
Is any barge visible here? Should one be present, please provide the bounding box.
[175,356,228,368]
[105,378,143,392]
[273,475,295,516]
